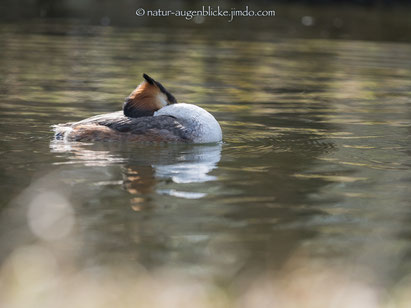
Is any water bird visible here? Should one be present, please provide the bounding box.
[54,74,222,143]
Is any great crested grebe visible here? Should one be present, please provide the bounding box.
[53,74,222,143]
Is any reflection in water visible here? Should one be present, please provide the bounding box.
[50,140,222,200]
[50,140,223,214]
[153,144,221,183]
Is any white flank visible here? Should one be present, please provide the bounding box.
[154,103,222,143]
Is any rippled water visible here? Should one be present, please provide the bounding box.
[1,21,411,306]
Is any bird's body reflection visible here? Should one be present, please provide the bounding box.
[153,145,221,184]
[50,141,222,207]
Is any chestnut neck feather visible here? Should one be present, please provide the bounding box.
[123,81,162,118]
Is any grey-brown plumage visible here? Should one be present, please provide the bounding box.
[53,75,222,143]
[54,112,191,143]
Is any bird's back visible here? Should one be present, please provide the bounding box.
[54,112,190,143]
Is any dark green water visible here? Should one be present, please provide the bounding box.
[1,21,411,306]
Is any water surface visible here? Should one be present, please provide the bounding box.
[1,21,411,307]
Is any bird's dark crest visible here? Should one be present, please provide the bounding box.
[142,73,178,105]
[143,73,155,85]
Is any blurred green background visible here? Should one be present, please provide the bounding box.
[1,0,411,42]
